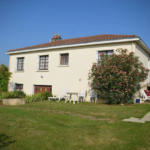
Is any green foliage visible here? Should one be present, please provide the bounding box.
[26,95,34,103]
[1,91,52,103]
[0,94,2,102]
[88,48,149,104]
[25,92,52,103]
[1,91,26,99]
[41,91,53,100]
[0,64,12,92]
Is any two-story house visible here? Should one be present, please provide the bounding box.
[6,34,150,101]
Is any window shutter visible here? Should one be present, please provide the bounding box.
[37,56,40,71]
[96,51,98,63]
[15,58,17,71]
[23,58,25,71]
[67,54,69,65]
[60,55,62,65]
[47,56,49,70]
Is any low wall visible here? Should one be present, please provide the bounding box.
[2,98,26,106]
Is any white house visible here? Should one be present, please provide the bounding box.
[6,34,150,101]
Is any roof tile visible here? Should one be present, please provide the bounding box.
[9,34,137,52]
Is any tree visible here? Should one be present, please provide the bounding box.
[0,64,12,92]
[88,48,149,104]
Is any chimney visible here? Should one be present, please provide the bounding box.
[51,34,62,42]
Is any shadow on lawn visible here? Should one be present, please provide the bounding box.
[0,133,15,149]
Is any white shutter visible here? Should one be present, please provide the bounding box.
[96,51,98,63]
[23,57,25,71]
[37,56,40,71]
[15,58,17,71]
[47,56,49,70]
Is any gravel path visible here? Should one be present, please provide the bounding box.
[1,106,114,123]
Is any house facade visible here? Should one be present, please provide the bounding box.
[6,34,150,101]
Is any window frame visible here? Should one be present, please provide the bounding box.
[59,53,69,66]
[39,55,49,70]
[97,50,114,62]
[17,57,24,71]
[15,84,23,90]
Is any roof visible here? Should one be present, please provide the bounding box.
[9,34,137,52]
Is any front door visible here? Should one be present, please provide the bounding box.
[34,85,52,94]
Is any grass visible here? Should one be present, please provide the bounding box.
[0,101,150,150]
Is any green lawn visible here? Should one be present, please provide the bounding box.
[0,101,150,150]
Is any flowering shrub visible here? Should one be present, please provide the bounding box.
[88,48,149,104]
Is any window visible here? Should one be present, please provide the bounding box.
[17,57,24,71]
[60,54,69,65]
[98,50,113,61]
[16,84,23,90]
[39,55,49,70]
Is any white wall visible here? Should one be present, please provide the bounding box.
[135,43,149,85]
[9,41,145,101]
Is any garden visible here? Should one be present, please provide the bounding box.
[0,101,150,150]
[0,48,150,149]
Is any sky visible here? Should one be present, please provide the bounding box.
[0,0,150,66]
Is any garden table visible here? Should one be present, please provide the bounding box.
[67,92,78,104]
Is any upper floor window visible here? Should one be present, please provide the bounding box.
[17,57,24,71]
[39,55,49,70]
[98,50,113,61]
[60,54,69,65]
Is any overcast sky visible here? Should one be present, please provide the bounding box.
[0,0,150,66]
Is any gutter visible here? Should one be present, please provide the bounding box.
[6,37,149,55]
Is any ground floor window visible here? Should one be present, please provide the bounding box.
[15,84,23,90]
[34,85,52,94]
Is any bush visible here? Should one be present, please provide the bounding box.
[25,92,52,103]
[88,48,149,104]
[15,91,26,98]
[1,91,52,103]
[41,91,53,100]
[1,91,26,99]
[0,64,12,92]
[0,94,2,102]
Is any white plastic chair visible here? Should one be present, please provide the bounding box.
[48,89,69,102]
[89,90,98,103]
[78,90,86,103]
[140,89,150,102]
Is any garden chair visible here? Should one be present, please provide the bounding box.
[78,90,87,103]
[48,89,69,102]
[140,89,150,102]
[89,90,98,103]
